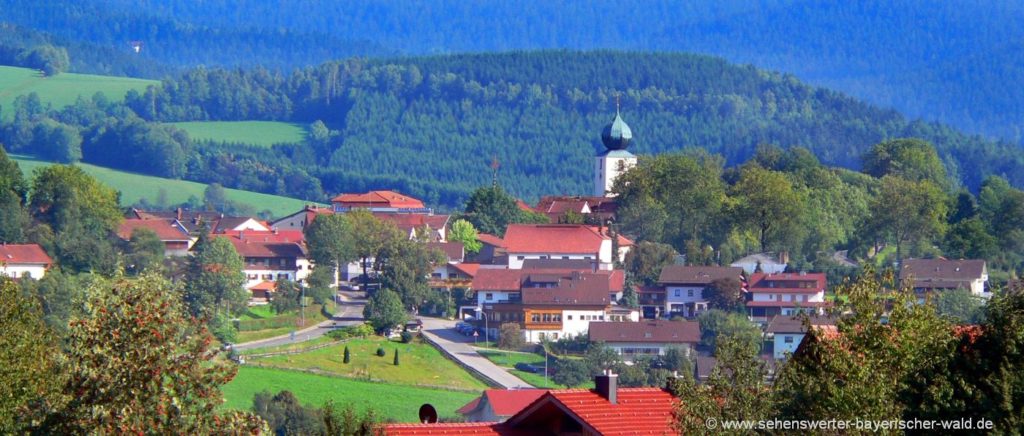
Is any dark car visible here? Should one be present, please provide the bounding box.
[514,362,542,373]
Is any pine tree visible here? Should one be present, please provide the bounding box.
[393,349,399,366]
[343,346,350,364]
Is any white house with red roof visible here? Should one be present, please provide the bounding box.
[457,389,547,422]
[269,204,334,231]
[745,272,827,322]
[215,232,311,300]
[331,190,429,213]
[502,224,629,270]
[657,265,745,318]
[0,243,52,279]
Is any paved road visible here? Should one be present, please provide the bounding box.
[419,317,534,389]
[235,291,366,351]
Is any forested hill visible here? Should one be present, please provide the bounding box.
[3,0,1021,144]
[108,51,1020,207]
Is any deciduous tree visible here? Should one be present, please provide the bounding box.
[448,219,482,254]
[362,288,408,333]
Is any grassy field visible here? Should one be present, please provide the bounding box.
[477,349,591,389]
[253,337,488,391]
[236,302,336,343]
[12,155,315,218]
[0,65,156,120]
[222,366,479,422]
[168,121,308,147]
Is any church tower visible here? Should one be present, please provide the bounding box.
[594,105,637,197]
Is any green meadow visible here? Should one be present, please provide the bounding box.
[12,155,316,218]
[0,65,156,120]
[222,366,480,422]
[168,121,308,147]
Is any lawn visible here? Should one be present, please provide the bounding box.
[12,155,317,218]
[222,366,479,422]
[253,337,488,391]
[168,121,308,147]
[0,65,156,120]
[236,302,336,343]
[239,335,337,356]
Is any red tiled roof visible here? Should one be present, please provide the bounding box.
[510,388,677,435]
[503,225,606,254]
[514,199,534,213]
[900,258,986,282]
[451,263,481,278]
[427,241,465,262]
[472,269,526,291]
[456,389,547,418]
[589,320,701,344]
[331,190,425,209]
[746,300,829,308]
[456,397,481,415]
[230,230,306,244]
[747,272,827,294]
[658,265,744,285]
[250,281,276,291]
[382,422,527,435]
[476,233,505,248]
[472,268,624,293]
[0,244,52,265]
[375,213,450,235]
[117,218,191,241]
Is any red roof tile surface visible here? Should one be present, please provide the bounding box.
[457,389,548,418]
[0,244,52,265]
[658,265,744,285]
[331,190,425,209]
[117,218,192,241]
[747,272,827,294]
[382,422,522,435]
[503,225,606,254]
[476,233,504,248]
[217,235,306,258]
[451,263,481,278]
[427,241,465,262]
[512,388,678,435]
[374,213,450,236]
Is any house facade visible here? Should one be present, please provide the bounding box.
[745,272,827,323]
[0,243,52,279]
[764,315,837,359]
[658,265,745,318]
[588,320,700,361]
[117,218,195,256]
[217,233,311,300]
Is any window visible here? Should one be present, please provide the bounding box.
[784,336,794,344]
[599,315,604,320]
[687,289,694,297]
[674,290,681,297]
[562,256,570,260]
[517,256,525,260]
[280,259,287,267]
[486,293,493,300]
[247,274,258,280]
[532,314,540,322]
[567,315,573,320]
[540,255,548,259]
[262,274,273,280]
[552,333,559,339]
[801,295,808,302]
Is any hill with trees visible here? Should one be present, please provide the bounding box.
[2,0,1023,144]
[3,51,1022,210]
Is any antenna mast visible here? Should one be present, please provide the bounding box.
[490,156,500,187]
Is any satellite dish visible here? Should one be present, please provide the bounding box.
[419,404,438,424]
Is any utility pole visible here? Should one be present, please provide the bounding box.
[300,283,306,327]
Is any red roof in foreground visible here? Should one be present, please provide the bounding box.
[0,244,52,265]
[511,388,677,435]
[477,389,547,416]
[383,422,526,435]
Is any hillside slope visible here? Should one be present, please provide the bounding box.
[0,65,156,120]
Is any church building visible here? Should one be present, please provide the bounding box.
[594,107,638,197]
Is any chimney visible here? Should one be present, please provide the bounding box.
[595,370,618,405]
[176,207,183,221]
[778,251,790,265]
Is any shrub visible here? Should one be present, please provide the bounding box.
[400,331,415,343]
[393,349,400,366]
[343,346,350,364]
[326,323,375,341]
[376,347,386,357]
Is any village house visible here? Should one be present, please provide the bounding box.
[502,224,631,270]
[385,373,677,435]
[900,258,989,298]
[116,218,194,256]
[0,243,52,279]
[533,195,618,223]
[269,204,335,231]
[763,314,838,359]
[456,389,547,422]
[657,265,745,318]
[745,272,828,323]
[471,268,633,343]
[215,232,311,303]
[132,208,269,235]
[331,190,429,213]
[588,319,701,361]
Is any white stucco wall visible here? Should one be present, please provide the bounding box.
[0,264,47,279]
[594,155,637,197]
[507,253,596,269]
[773,333,806,359]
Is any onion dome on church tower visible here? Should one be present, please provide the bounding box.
[601,106,633,151]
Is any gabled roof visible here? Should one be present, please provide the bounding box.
[503,225,606,254]
[250,281,276,291]
[0,244,52,265]
[427,241,465,262]
[520,258,596,271]
[216,235,306,258]
[508,388,677,435]
[589,320,700,344]
[374,213,450,237]
[117,218,191,241]
[228,230,306,244]
[451,262,481,278]
[900,258,987,282]
[213,217,268,233]
[472,269,529,291]
[383,422,527,435]
[331,190,425,209]
[270,205,333,228]
[747,272,827,294]
[458,389,547,418]
[658,265,743,285]
[472,269,624,294]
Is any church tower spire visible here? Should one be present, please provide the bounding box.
[594,101,638,197]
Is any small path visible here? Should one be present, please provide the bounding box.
[235,291,366,351]
[419,317,533,389]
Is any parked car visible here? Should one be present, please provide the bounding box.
[515,363,542,373]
